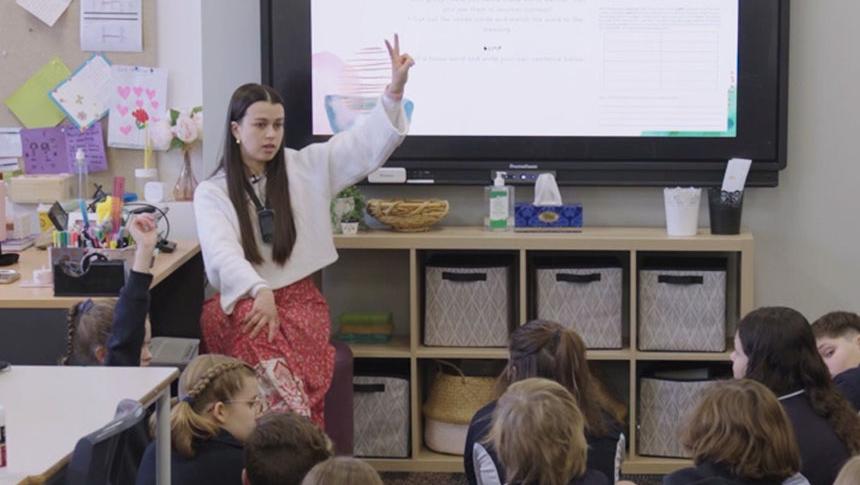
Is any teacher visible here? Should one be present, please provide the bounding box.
[194,35,413,426]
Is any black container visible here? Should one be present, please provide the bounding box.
[708,188,744,235]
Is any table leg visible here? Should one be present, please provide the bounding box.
[156,389,171,485]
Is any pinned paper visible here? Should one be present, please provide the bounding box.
[4,57,71,128]
[0,128,23,158]
[20,123,108,174]
[20,126,68,174]
[50,54,113,130]
[108,65,167,149]
[16,0,73,27]
[721,158,752,192]
[81,0,143,53]
[63,123,108,173]
[0,158,21,172]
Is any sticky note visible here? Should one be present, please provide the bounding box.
[4,57,71,128]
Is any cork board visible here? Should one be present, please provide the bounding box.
[0,0,157,191]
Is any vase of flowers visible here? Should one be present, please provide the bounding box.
[149,107,203,201]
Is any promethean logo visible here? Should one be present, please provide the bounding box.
[509,163,538,169]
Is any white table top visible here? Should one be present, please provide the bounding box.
[0,365,179,485]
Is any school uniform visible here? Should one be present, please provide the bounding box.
[778,390,850,485]
[664,461,810,485]
[833,365,860,410]
[509,469,608,485]
[104,270,152,366]
[464,400,623,485]
[135,429,244,485]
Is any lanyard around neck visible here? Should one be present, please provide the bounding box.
[242,175,268,211]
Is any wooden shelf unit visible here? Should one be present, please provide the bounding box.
[326,227,754,475]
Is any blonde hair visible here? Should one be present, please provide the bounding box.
[300,457,383,485]
[682,379,801,481]
[488,378,588,485]
[835,456,860,485]
[171,354,256,457]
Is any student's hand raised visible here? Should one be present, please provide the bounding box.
[385,33,415,98]
[244,288,280,342]
[129,213,158,274]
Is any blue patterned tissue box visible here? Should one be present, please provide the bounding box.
[515,203,583,231]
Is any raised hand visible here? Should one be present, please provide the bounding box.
[385,34,415,97]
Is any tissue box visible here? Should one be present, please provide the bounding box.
[514,203,583,231]
[8,174,75,203]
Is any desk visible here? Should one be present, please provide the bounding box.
[0,241,201,364]
[0,365,179,485]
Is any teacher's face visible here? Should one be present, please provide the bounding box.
[231,101,285,165]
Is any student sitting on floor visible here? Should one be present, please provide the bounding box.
[242,411,333,485]
[731,307,860,485]
[60,213,158,367]
[465,320,626,485]
[136,354,261,485]
[487,377,608,485]
[665,379,809,485]
[301,456,383,485]
[811,311,860,409]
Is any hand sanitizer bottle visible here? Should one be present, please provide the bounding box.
[485,171,514,231]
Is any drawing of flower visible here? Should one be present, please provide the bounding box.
[132,108,150,129]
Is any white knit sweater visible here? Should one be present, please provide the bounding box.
[194,97,408,313]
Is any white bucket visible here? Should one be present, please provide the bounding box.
[663,187,701,236]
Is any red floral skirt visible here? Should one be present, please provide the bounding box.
[200,277,334,427]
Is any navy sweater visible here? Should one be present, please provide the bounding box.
[464,400,622,485]
[833,365,860,411]
[104,270,153,366]
[779,392,850,485]
[135,430,244,485]
[664,462,785,485]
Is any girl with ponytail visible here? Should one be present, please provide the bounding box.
[136,354,261,485]
[465,320,626,485]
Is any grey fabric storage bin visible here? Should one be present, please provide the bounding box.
[424,265,510,347]
[639,269,726,351]
[638,377,716,458]
[353,376,410,458]
[536,267,623,349]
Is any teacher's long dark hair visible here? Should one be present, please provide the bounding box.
[215,83,296,265]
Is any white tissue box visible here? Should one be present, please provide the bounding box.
[514,203,583,232]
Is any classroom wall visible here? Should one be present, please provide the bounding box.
[197,0,859,320]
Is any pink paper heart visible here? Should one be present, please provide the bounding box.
[151,100,160,110]
[117,104,129,116]
[136,99,144,108]
[133,86,143,97]
[120,125,132,135]
[117,86,131,100]
[145,88,157,100]
[152,116,161,122]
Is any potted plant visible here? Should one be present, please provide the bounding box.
[331,186,366,234]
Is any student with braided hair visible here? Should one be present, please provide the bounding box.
[61,213,158,367]
[136,354,262,485]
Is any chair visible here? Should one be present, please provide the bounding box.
[324,340,354,455]
[66,399,149,485]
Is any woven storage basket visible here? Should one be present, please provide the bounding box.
[638,377,716,458]
[423,361,496,455]
[536,266,624,349]
[367,198,449,232]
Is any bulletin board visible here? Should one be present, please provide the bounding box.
[0,0,157,190]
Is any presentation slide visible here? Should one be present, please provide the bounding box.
[311,0,738,137]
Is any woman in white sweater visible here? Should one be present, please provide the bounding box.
[194,35,413,426]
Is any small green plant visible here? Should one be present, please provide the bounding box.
[331,186,366,227]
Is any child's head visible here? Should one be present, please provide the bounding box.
[242,412,333,485]
[61,299,153,366]
[835,455,860,485]
[812,311,860,377]
[488,377,588,485]
[172,354,259,458]
[682,379,800,481]
[498,319,625,434]
[300,457,383,485]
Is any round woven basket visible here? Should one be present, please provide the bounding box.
[366,199,449,232]
[422,362,496,425]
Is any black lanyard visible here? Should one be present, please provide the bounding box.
[243,176,276,243]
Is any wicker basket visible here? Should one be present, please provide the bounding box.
[367,199,449,232]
